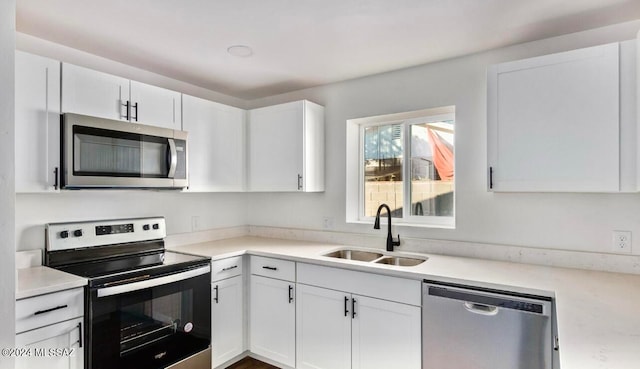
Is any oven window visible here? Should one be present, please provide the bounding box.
[120,290,192,355]
[73,126,169,178]
[89,272,211,369]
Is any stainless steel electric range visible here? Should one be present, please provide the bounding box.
[45,217,211,369]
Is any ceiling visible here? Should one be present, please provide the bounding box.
[16,0,640,100]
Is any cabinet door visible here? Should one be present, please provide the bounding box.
[248,101,304,191]
[15,317,84,369]
[212,276,244,368]
[182,95,245,191]
[487,43,620,192]
[351,295,421,369]
[296,284,351,369]
[249,276,295,367]
[61,63,129,121]
[15,51,61,192]
[130,80,181,129]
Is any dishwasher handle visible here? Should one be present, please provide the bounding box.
[464,302,498,316]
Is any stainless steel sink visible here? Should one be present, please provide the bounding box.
[324,249,384,262]
[374,256,427,266]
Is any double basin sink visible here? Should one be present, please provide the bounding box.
[323,248,427,267]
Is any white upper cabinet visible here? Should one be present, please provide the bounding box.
[62,63,181,129]
[15,51,61,193]
[129,80,181,129]
[248,100,325,192]
[488,42,633,192]
[62,63,130,121]
[182,95,245,192]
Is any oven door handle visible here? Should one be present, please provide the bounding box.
[96,265,210,298]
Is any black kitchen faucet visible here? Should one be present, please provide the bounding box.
[373,203,401,252]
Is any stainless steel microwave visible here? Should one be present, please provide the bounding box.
[61,113,188,189]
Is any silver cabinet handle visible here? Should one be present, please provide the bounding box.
[288,285,294,303]
[297,174,303,190]
[221,265,238,272]
[262,266,277,271]
[214,285,219,304]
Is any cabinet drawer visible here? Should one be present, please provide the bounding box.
[16,287,84,333]
[211,256,243,282]
[250,256,295,281]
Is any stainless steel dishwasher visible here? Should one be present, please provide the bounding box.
[423,281,556,369]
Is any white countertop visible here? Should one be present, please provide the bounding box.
[170,236,640,369]
[16,266,88,300]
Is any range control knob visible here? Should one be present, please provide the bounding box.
[143,224,150,231]
[60,230,69,239]
[152,224,160,230]
[73,229,83,237]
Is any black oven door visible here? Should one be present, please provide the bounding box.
[87,266,211,369]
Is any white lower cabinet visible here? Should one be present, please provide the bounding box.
[350,295,421,369]
[212,275,244,368]
[15,317,84,369]
[296,285,421,369]
[249,275,296,368]
[296,284,352,369]
[15,288,85,369]
[296,263,422,369]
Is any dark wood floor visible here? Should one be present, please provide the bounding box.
[226,357,280,369]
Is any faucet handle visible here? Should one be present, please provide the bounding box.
[393,234,401,246]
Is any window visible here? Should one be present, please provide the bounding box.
[346,106,455,228]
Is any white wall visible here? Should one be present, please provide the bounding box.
[0,0,16,366]
[16,192,247,251]
[245,20,640,256]
[14,34,248,251]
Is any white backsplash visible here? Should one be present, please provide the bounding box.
[99,224,640,275]
[247,226,640,275]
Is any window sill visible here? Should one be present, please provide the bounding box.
[347,219,455,230]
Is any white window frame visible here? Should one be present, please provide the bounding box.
[346,106,455,229]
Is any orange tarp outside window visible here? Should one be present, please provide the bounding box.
[426,128,454,180]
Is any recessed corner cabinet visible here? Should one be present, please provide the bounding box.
[182,95,246,192]
[248,100,325,192]
[487,41,637,192]
[15,51,61,193]
[62,63,181,130]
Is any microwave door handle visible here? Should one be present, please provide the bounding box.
[167,139,177,178]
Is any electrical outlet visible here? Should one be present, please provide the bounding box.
[191,216,200,232]
[612,231,632,253]
[323,216,335,230]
